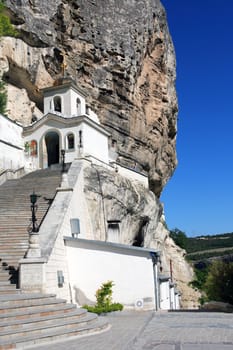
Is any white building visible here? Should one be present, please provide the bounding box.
[0,77,180,311]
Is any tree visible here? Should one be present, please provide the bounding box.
[190,265,209,291]
[204,260,233,305]
[169,228,188,250]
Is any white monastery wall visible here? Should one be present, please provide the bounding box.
[0,114,24,170]
[82,123,109,163]
[45,224,71,302]
[67,163,94,239]
[65,238,156,310]
[115,163,148,188]
[70,89,86,116]
[0,141,24,169]
[0,114,23,146]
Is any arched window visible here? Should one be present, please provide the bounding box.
[54,96,62,112]
[67,133,75,150]
[76,98,81,115]
[79,130,83,148]
[30,140,37,156]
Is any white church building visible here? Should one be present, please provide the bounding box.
[0,77,180,311]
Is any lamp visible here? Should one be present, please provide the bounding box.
[30,192,38,205]
[30,191,39,232]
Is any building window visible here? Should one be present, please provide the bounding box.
[76,98,81,115]
[54,96,62,112]
[79,130,83,148]
[67,133,75,150]
[107,221,121,243]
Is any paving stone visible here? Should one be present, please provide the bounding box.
[26,311,233,350]
[182,345,233,350]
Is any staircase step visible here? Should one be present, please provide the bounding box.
[0,318,109,349]
[0,289,20,295]
[0,302,76,321]
[0,312,97,338]
[0,308,87,330]
[0,295,67,314]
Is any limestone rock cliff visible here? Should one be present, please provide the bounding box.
[2,0,177,196]
[0,1,198,307]
[82,163,200,309]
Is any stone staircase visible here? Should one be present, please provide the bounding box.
[0,168,109,348]
[0,168,62,276]
[0,293,108,349]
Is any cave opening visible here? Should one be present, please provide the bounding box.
[132,216,150,247]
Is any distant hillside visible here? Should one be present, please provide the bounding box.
[185,232,233,262]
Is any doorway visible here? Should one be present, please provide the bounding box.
[45,131,60,166]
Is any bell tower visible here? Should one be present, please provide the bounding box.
[42,78,87,118]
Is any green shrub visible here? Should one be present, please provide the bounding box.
[83,303,123,315]
[83,281,123,315]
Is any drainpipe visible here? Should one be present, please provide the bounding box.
[150,251,160,311]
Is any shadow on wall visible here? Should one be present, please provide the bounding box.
[74,286,95,306]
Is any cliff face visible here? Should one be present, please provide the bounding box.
[0,1,198,306]
[83,163,200,309]
[3,0,177,196]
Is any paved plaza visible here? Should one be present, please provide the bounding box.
[27,310,233,350]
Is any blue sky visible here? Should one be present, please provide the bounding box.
[160,1,233,237]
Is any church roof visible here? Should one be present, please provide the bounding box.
[41,78,87,98]
[22,113,110,137]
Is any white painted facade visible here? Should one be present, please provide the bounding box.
[0,79,148,189]
[65,238,157,310]
[0,114,24,170]
[159,275,171,310]
[159,276,180,310]
[42,82,87,117]
[0,79,110,173]
[22,114,110,168]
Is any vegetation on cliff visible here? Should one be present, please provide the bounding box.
[0,0,18,114]
[0,1,17,37]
